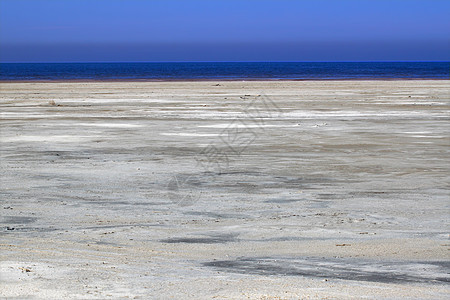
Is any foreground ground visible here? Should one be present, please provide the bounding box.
[0,80,449,299]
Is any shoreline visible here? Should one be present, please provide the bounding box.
[0,77,448,83]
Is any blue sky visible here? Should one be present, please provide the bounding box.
[1,0,449,62]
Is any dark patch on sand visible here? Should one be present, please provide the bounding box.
[317,193,346,200]
[161,233,238,244]
[203,257,450,284]
[1,226,58,234]
[0,216,38,224]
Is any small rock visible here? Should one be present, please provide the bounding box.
[19,267,31,273]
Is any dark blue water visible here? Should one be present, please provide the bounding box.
[0,62,448,81]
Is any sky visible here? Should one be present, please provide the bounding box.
[0,0,449,62]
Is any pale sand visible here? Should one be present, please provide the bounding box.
[0,80,449,299]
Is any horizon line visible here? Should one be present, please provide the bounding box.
[1,60,449,64]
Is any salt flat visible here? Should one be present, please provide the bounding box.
[0,80,449,299]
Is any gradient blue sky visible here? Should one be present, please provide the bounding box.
[1,0,449,62]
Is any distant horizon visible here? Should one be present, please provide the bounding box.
[1,61,449,64]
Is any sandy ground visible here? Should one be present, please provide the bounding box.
[0,80,449,299]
